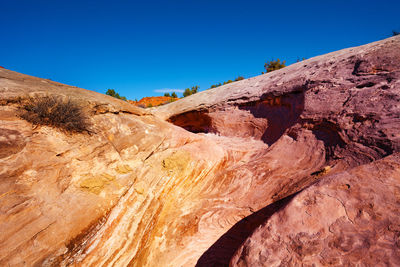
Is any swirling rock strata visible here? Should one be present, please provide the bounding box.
[0,35,399,266]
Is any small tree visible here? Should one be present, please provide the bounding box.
[164,93,171,97]
[183,86,200,97]
[191,85,199,94]
[183,88,191,97]
[106,89,127,101]
[223,80,233,85]
[210,83,222,89]
[393,30,400,36]
[264,59,286,73]
[235,76,244,81]
[171,92,178,98]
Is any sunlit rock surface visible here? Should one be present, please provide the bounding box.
[0,35,399,266]
[230,153,400,266]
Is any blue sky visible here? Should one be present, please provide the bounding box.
[1,0,399,100]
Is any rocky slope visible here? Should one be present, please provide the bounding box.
[0,35,399,266]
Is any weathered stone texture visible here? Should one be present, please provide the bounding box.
[0,36,399,266]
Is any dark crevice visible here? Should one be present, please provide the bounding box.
[168,110,216,134]
[352,59,364,75]
[356,82,375,88]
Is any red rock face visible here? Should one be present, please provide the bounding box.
[0,36,399,266]
[155,35,400,266]
[230,153,400,266]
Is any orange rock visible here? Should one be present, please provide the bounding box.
[129,96,179,108]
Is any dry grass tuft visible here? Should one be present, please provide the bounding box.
[19,96,91,133]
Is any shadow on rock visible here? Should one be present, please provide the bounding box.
[196,193,298,267]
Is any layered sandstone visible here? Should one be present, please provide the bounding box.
[0,35,399,266]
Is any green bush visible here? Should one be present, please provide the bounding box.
[223,80,233,85]
[171,92,178,98]
[210,76,244,89]
[183,86,200,97]
[19,96,91,133]
[263,59,286,74]
[210,83,222,89]
[105,89,127,101]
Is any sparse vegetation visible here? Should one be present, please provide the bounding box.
[183,86,199,97]
[210,76,245,89]
[393,30,400,36]
[210,83,222,89]
[19,96,91,133]
[296,57,307,62]
[164,92,178,98]
[262,59,286,74]
[161,97,178,105]
[105,89,127,101]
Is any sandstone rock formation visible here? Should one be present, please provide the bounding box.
[230,153,400,266]
[0,35,399,266]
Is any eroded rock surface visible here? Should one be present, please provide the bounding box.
[230,153,400,266]
[0,35,399,267]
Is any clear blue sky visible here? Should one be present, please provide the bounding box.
[1,0,399,100]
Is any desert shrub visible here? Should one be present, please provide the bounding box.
[191,85,199,94]
[161,98,177,105]
[183,88,191,97]
[19,96,91,133]
[223,79,233,85]
[183,86,199,97]
[105,89,127,101]
[147,103,153,108]
[210,83,222,89]
[210,76,245,89]
[393,30,400,36]
[171,92,178,98]
[164,93,171,97]
[263,59,286,74]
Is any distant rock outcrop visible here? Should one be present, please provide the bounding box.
[0,36,399,266]
[128,96,179,108]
